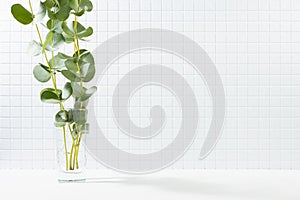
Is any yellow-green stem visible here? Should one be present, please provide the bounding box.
[28,0,71,171]
[75,133,82,169]
[62,126,68,171]
[69,138,75,170]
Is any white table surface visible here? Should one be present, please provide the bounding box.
[0,169,299,200]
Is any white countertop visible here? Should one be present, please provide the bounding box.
[0,170,299,200]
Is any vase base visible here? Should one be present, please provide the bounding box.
[58,179,86,183]
[57,170,86,183]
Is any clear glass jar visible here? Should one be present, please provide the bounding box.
[56,116,88,182]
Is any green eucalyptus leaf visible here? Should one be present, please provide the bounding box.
[33,3,46,23]
[71,129,79,138]
[55,110,68,122]
[77,27,93,39]
[40,88,62,104]
[61,70,81,82]
[49,54,66,70]
[11,4,33,25]
[46,8,57,20]
[63,50,96,82]
[80,0,93,12]
[74,49,88,57]
[54,121,66,127]
[75,22,93,39]
[42,0,56,9]
[71,109,88,125]
[63,36,74,43]
[45,32,64,51]
[58,52,73,60]
[82,66,95,82]
[80,62,95,82]
[70,0,79,12]
[54,109,72,127]
[72,123,89,135]
[78,51,95,82]
[62,21,74,36]
[74,99,89,109]
[71,82,86,98]
[65,59,78,73]
[74,21,86,32]
[42,31,53,52]
[62,82,73,100]
[62,21,93,39]
[33,64,51,83]
[73,9,85,16]
[46,19,63,34]
[55,4,71,21]
[78,50,94,63]
[27,40,42,56]
[79,86,97,101]
[80,62,91,77]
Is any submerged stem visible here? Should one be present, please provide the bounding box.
[62,126,68,171]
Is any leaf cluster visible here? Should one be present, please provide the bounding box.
[11,0,96,129]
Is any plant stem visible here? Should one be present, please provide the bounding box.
[72,14,85,170]
[75,133,82,169]
[74,16,84,94]
[28,0,72,171]
[69,135,77,170]
[73,139,78,169]
[62,126,68,171]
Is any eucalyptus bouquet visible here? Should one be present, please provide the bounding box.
[11,0,96,173]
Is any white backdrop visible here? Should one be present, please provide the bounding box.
[0,0,300,169]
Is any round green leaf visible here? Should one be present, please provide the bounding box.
[65,59,78,73]
[62,82,73,100]
[27,40,42,56]
[33,64,51,83]
[46,8,57,20]
[61,70,81,82]
[62,21,93,39]
[58,52,73,60]
[55,110,68,122]
[54,109,73,127]
[42,31,53,52]
[46,19,63,34]
[79,86,97,101]
[42,0,56,9]
[40,88,62,104]
[79,62,94,82]
[77,27,93,39]
[49,54,66,70]
[33,3,46,23]
[55,4,71,21]
[79,51,95,82]
[71,82,86,97]
[11,4,33,25]
[62,21,74,36]
[45,32,65,51]
[73,9,85,16]
[70,0,79,12]
[80,0,93,12]
[54,121,66,127]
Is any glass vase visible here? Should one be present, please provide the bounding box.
[56,120,88,182]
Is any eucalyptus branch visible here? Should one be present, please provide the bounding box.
[11,0,96,171]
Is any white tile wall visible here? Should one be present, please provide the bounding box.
[0,0,300,169]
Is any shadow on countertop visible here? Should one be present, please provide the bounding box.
[82,175,298,200]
